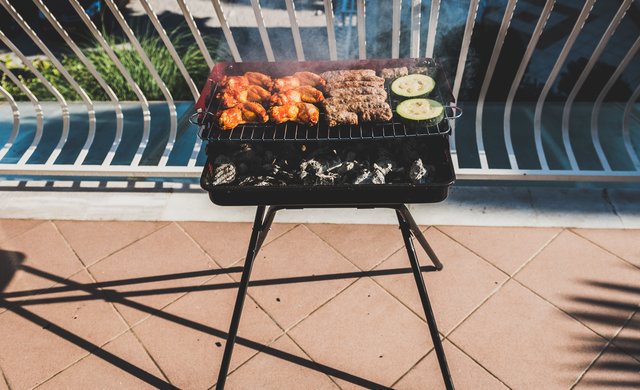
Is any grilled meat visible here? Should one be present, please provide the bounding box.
[326,86,387,99]
[273,76,301,91]
[324,104,358,127]
[221,75,249,89]
[269,103,299,124]
[293,71,326,87]
[320,69,377,82]
[379,67,408,79]
[218,85,271,108]
[324,95,387,106]
[324,81,384,94]
[217,102,268,130]
[244,71,274,89]
[269,102,319,125]
[270,86,324,105]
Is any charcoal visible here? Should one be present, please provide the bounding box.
[371,169,386,184]
[328,161,355,175]
[213,163,236,185]
[409,158,427,183]
[238,176,284,186]
[354,169,374,184]
[299,159,324,181]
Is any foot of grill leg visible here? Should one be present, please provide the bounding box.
[396,209,454,390]
[216,205,269,389]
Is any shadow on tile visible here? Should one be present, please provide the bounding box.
[0,259,439,388]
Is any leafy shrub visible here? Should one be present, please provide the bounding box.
[1,27,225,101]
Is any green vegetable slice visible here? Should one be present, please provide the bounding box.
[396,98,444,126]
[390,74,435,98]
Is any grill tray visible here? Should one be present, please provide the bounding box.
[194,58,457,142]
[201,136,455,206]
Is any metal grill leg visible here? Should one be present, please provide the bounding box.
[216,205,274,389]
[396,209,454,390]
[397,205,443,270]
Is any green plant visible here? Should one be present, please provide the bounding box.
[1,26,226,102]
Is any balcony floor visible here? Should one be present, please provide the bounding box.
[0,219,638,389]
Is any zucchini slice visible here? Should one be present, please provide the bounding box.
[396,98,444,126]
[390,74,435,98]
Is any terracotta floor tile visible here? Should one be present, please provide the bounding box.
[0,221,84,311]
[612,311,640,361]
[373,228,507,334]
[574,345,640,389]
[226,334,338,389]
[306,223,405,270]
[88,223,217,326]
[239,225,359,330]
[515,230,640,339]
[394,340,508,390]
[132,273,283,390]
[39,331,168,390]
[449,280,606,389]
[0,367,8,390]
[55,220,167,266]
[573,228,640,268]
[0,219,43,244]
[288,278,433,388]
[438,226,560,275]
[0,271,126,389]
[179,221,295,267]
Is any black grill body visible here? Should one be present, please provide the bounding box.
[196,58,457,206]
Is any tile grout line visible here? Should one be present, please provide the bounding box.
[0,219,47,247]
[569,228,640,271]
[0,362,12,390]
[388,351,431,388]
[511,276,640,364]
[49,221,175,386]
[291,224,435,388]
[569,305,640,389]
[52,220,171,270]
[120,222,302,388]
[440,227,564,338]
[445,337,515,390]
[32,327,132,389]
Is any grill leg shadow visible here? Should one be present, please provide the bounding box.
[216,204,455,390]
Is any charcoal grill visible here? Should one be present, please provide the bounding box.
[195,58,458,390]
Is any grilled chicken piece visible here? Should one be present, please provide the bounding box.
[293,71,326,87]
[269,102,319,125]
[217,102,268,130]
[221,75,249,89]
[295,102,320,125]
[244,72,274,89]
[269,103,299,124]
[218,85,271,108]
[270,86,324,105]
[273,76,301,91]
[246,85,271,102]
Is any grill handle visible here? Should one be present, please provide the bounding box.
[190,109,215,139]
[444,105,463,120]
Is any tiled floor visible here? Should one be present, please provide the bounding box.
[0,219,639,389]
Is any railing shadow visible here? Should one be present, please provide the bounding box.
[567,279,640,388]
[0,255,437,389]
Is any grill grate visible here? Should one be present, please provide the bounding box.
[199,84,452,142]
[196,60,458,142]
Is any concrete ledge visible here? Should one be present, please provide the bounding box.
[0,183,638,228]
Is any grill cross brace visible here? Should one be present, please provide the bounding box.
[215,204,454,389]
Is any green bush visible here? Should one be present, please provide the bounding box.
[1,27,226,102]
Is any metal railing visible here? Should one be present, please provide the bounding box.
[0,0,638,182]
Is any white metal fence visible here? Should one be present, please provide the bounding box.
[0,0,639,182]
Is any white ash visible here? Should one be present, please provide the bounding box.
[212,155,236,185]
[409,158,427,183]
